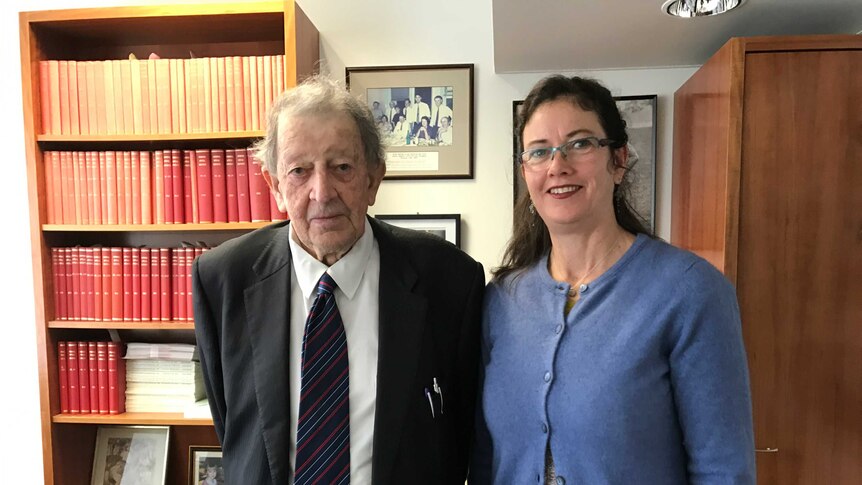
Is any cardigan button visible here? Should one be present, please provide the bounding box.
[555,477,566,485]
[544,371,552,382]
[579,283,588,293]
[541,423,548,433]
[555,324,563,334]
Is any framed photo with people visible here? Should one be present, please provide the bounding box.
[90,425,170,485]
[512,95,657,231]
[346,64,474,180]
[375,213,461,248]
[188,445,224,485]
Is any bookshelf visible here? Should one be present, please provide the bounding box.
[19,2,318,483]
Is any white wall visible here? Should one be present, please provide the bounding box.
[1,0,697,482]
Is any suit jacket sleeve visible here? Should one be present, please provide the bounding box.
[193,257,227,443]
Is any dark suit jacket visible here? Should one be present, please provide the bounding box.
[193,217,484,484]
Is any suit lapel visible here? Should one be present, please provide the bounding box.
[244,223,292,485]
[370,219,428,484]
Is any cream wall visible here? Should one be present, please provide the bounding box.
[1,0,696,482]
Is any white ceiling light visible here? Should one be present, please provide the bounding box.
[661,0,746,18]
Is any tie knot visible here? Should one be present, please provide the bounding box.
[316,272,337,296]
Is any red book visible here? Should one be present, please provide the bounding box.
[68,61,80,136]
[225,149,239,222]
[105,152,118,224]
[101,248,112,322]
[150,247,161,321]
[161,150,174,224]
[72,152,84,224]
[171,149,184,223]
[183,150,193,223]
[93,247,103,322]
[97,342,108,414]
[122,248,132,322]
[86,152,97,224]
[39,61,52,134]
[107,342,125,414]
[116,151,127,225]
[76,61,88,135]
[248,149,271,222]
[173,250,184,321]
[70,247,81,320]
[44,151,56,223]
[141,248,151,321]
[49,152,62,224]
[59,152,73,224]
[58,341,69,413]
[185,248,194,321]
[58,60,71,135]
[98,152,108,225]
[153,150,165,224]
[52,248,66,320]
[67,341,80,414]
[88,342,99,413]
[131,151,141,224]
[63,248,74,320]
[211,149,227,223]
[185,150,199,224]
[132,247,141,321]
[123,151,134,225]
[196,149,213,223]
[140,151,152,225]
[111,248,122,321]
[77,342,90,414]
[235,149,251,222]
[159,248,171,321]
[84,247,94,320]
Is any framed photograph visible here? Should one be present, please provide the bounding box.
[91,425,170,485]
[346,64,474,180]
[512,95,657,231]
[189,445,224,485]
[375,214,461,248]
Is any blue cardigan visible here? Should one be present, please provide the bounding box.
[470,235,755,484]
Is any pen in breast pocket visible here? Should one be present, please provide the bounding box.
[424,387,435,418]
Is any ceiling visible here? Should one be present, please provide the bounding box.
[492,0,862,72]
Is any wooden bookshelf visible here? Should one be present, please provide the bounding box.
[19,3,318,484]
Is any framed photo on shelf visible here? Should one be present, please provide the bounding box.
[90,425,170,485]
[346,64,474,180]
[375,214,461,248]
[512,95,657,231]
[189,445,224,485]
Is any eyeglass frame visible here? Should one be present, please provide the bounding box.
[517,136,616,170]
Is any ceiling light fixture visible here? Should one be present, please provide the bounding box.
[661,0,746,18]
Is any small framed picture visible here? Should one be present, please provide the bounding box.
[91,425,170,485]
[346,64,474,180]
[512,95,658,231]
[375,214,461,248]
[189,445,224,485]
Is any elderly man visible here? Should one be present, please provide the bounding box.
[193,76,484,485]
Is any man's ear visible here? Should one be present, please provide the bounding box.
[262,167,288,212]
[366,162,387,206]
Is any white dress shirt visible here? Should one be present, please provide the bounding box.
[430,103,453,127]
[287,219,380,484]
[414,101,431,122]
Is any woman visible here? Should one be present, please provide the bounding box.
[412,115,432,145]
[470,75,755,484]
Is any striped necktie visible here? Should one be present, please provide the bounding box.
[295,272,350,484]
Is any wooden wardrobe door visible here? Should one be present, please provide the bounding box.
[738,49,862,484]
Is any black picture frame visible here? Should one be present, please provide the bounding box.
[189,445,223,485]
[346,64,474,180]
[512,95,658,232]
[375,213,461,248]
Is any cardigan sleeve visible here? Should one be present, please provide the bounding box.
[668,260,756,484]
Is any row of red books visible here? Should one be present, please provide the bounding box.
[44,148,287,225]
[39,54,286,136]
[57,341,125,415]
[51,246,210,322]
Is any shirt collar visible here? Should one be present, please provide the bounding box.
[288,218,375,301]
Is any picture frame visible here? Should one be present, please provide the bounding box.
[189,445,224,485]
[512,95,658,231]
[91,425,170,485]
[346,64,474,180]
[375,214,461,248]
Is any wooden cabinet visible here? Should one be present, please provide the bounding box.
[18,3,318,483]
[672,35,861,484]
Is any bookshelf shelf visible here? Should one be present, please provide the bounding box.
[43,222,273,232]
[49,320,194,330]
[20,2,318,483]
[53,412,212,426]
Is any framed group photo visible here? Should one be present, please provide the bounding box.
[346,64,474,180]
[375,213,461,248]
[189,445,224,485]
[512,94,657,231]
[90,425,170,485]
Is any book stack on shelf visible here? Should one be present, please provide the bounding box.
[51,245,209,322]
[43,147,285,225]
[20,2,318,482]
[57,341,125,415]
[124,343,205,414]
[39,54,287,136]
